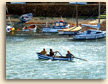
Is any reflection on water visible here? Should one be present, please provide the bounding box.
[6,35,106,79]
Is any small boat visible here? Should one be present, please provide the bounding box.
[22,24,37,32]
[73,29,106,40]
[6,25,15,32]
[37,53,74,61]
[58,26,82,35]
[42,20,70,33]
[19,13,33,22]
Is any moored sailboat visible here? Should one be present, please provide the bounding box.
[58,2,87,35]
[73,29,106,40]
[73,2,106,40]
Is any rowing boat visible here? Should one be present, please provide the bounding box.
[22,24,37,32]
[19,13,33,22]
[37,53,74,61]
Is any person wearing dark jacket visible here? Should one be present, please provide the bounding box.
[49,49,57,56]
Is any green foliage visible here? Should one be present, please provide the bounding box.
[100,15,106,19]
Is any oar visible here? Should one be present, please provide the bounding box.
[52,52,58,61]
[57,51,63,57]
[72,54,88,61]
[74,56,88,61]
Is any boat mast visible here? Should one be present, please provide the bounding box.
[97,2,101,30]
[76,2,78,27]
[98,2,100,25]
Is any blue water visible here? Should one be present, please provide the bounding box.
[6,35,106,79]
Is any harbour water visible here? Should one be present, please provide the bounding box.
[6,34,106,79]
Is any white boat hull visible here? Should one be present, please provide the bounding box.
[22,25,37,32]
[42,21,70,33]
[42,28,63,33]
[58,31,79,35]
[73,30,106,40]
[22,28,37,32]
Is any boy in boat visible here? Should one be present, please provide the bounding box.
[40,48,47,56]
[66,51,75,58]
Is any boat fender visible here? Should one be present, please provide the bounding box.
[11,28,15,31]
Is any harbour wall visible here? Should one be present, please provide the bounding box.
[6,4,106,17]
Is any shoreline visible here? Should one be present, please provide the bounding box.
[6,16,106,24]
[6,17,106,32]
